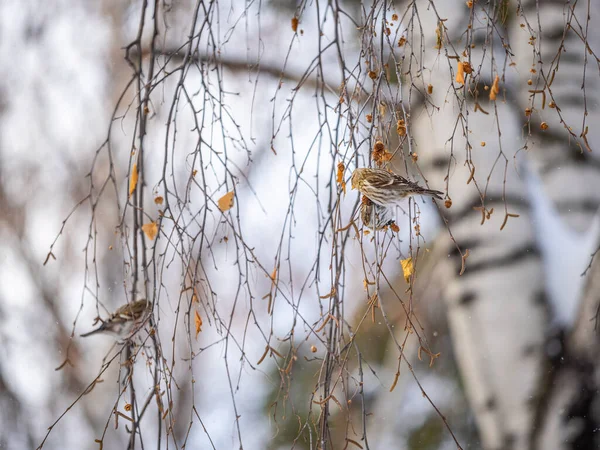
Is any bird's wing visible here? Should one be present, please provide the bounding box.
[365,171,404,188]
[112,306,139,323]
[391,173,433,192]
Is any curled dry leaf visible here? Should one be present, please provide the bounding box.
[291,16,298,32]
[194,310,203,338]
[142,222,158,241]
[434,22,443,49]
[372,141,392,164]
[336,162,346,194]
[218,191,235,212]
[129,164,138,197]
[455,61,465,85]
[490,75,500,101]
[154,196,164,205]
[401,257,414,283]
[397,119,407,136]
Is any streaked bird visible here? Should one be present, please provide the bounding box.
[81,299,151,341]
[351,168,443,206]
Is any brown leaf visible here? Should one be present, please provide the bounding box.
[397,119,406,136]
[336,162,346,194]
[291,16,298,32]
[129,164,138,197]
[372,141,392,165]
[154,196,164,205]
[142,222,158,241]
[194,310,202,338]
[218,191,235,212]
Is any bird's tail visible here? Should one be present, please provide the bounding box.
[419,188,444,200]
[80,323,106,337]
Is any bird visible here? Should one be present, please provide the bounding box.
[81,299,151,340]
[351,168,443,206]
[360,196,396,230]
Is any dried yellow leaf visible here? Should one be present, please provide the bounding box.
[455,61,465,85]
[291,16,299,32]
[401,257,414,283]
[129,164,138,197]
[435,22,444,49]
[218,191,235,212]
[154,196,164,205]
[490,75,500,101]
[194,310,202,338]
[142,222,158,241]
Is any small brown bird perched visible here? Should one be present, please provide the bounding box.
[352,168,443,229]
[351,168,443,205]
[81,299,151,341]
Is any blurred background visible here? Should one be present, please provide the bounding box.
[1,1,599,449]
